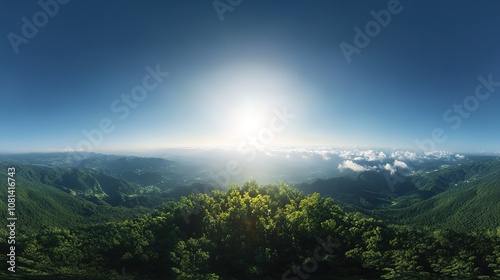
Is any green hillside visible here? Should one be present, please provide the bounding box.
[1,157,499,278]
[293,160,500,232]
[79,156,187,189]
[375,160,500,231]
[1,181,499,279]
[389,173,500,232]
[15,164,136,196]
[411,159,500,193]
[0,163,154,231]
[295,171,417,210]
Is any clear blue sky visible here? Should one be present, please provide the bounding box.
[1,0,499,153]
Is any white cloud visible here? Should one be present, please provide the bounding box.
[357,150,386,161]
[455,154,465,159]
[383,160,409,175]
[393,160,409,169]
[338,160,369,172]
[341,149,387,161]
[390,151,418,161]
[310,149,333,160]
[378,151,387,160]
[254,146,464,167]
[383,163,396,175]
[424,150,451,159]
[339,150,354,159]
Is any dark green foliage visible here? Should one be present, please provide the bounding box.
[411,159,500,193]
[2,181,499,279]
[0,174,148,231]
[377,161,500,232]
[296,160,500,232]
[1,157,499,279]
[393,179,500,232]
[295,171,418,210]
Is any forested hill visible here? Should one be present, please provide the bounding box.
[0,163,156,230]
[295,159,500,232]
[379,160,500,232]
[1,181,499,279]
[393,173,500,232]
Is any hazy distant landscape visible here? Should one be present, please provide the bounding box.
[1,149,500,279]
[2,0,500,279]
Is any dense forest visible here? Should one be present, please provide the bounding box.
[1,181,499,279]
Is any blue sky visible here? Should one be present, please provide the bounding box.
[1,0,499,153]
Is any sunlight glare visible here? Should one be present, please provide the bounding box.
[232,103,267,137]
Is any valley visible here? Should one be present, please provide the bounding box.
[0,151,499,279]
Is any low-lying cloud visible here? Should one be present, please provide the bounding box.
[383,160,410,175]
[338,160,373,172]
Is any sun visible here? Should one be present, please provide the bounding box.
[199,61,305,143]
[231,104,267,137]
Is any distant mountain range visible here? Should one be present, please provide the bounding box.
[0,162,151,230]
[1,152,499,232]
[296,158,500,231]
